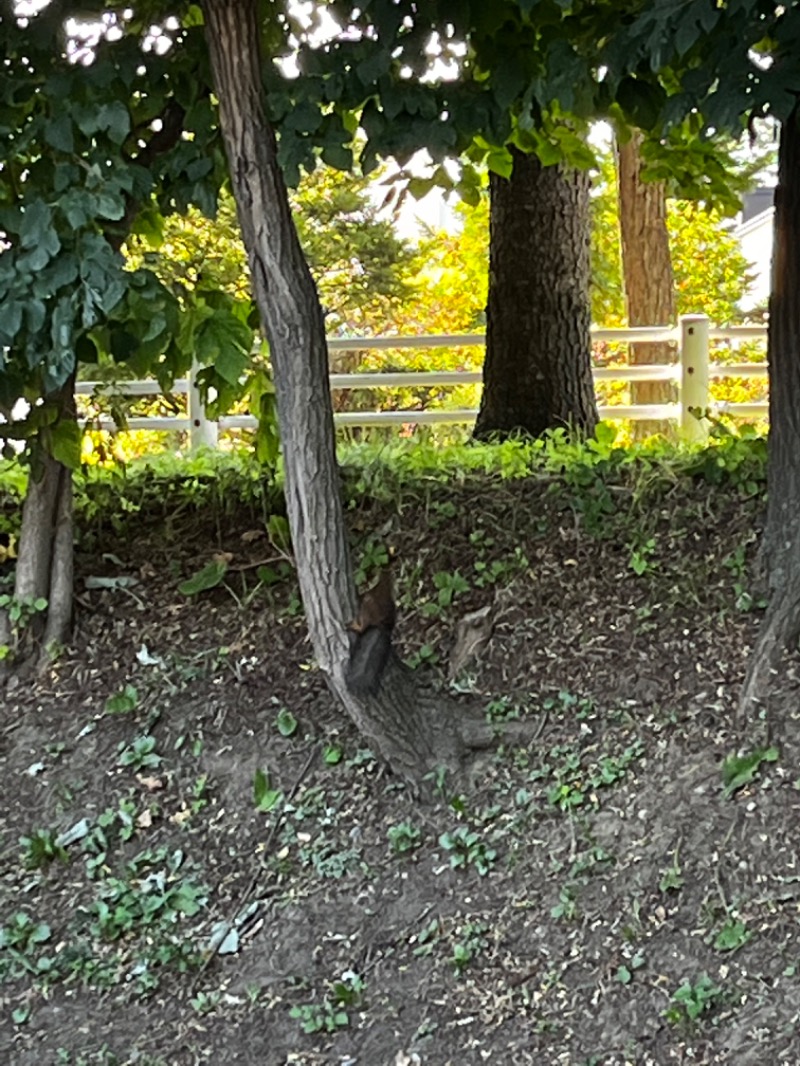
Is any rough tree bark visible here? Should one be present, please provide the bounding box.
[202,0,493,786]
[740,107,800,719]
[473,147,598,439]
[615,131,677,438]
[0,377,75,668]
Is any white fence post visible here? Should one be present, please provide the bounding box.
[680,314,710,442]
[188,360,218,451]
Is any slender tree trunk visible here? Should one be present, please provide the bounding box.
[202,0,492,785]
[1,376,75,669]
[473,147,597,439]
[740,107,800,719]
[615,131,677,438]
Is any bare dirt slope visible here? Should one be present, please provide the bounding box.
[3,455,800,1066]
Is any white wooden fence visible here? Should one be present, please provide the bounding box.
[75,313,768,449]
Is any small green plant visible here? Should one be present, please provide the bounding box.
[187,774,210,817]
[406,642,440,669]
[117,734,162,772]
[722,539,767,612]
[178,559,228,597]
[190,990,223,1014]
[551,883,580,920]
[105,684,140,714]
[19,828,69,869]
[253,768,283,812]
[0,913,53,981]
[473,557,510,587]
[387,821,422,854]
[659,849,685,893]
[615,951,646,985]
[0,592,48,628]
[628,537,657,576]
[290,972,363,1034]
[0,593,48,658]
[452,921,489,975]
[712,918,751,953]
[424,764,449,797]
[422,569,470,618]
[484,695,521,722]
[439,826,497,875]
[354,538,392,584]
[665,975,722,1027]
[722,746,779,798]
[413,917,442,957]
[542,689,596,720]
[275,706,298,737]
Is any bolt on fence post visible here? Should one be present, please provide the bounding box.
[680,314,710,442]
[189,360,219,451]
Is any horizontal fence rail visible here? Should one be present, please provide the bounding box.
[72,314,768,448]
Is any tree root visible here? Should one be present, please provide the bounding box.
[738,589,800,732]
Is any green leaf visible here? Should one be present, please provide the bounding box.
[356,50,392,87]
[19,201,53,249]
[713,919,750,952]
[320,143,353,171]
[97,101,131,144]
[48,418,82,470]
[267,514,291,551]
[593,421,618,447]
[722,746,779,798]
[253,767,282,812]
[486,148,514,179]
[18,240,58,273]
[178,559,228,596]
[105,684,140,714]
[213,345,250,385]
[44,114,74,153]
[276,707,298,737]
[95,190,126,221]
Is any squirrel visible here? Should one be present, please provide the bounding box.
[345,564,396,697]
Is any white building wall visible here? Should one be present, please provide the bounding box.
[735,208,773,312]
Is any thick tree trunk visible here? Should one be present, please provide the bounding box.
[473,147,597,439]
[740,108,800,719]
[615,132,677,438]
[202,0,490,785]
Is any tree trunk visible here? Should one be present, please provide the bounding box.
[202,0,491,786]
[1,379,75,670]
[473,147,597,439]
[615,131,677,438]
[740,107,800,719]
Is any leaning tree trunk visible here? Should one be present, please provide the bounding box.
[740,107,800,719]
[615,131,677,439]
[202,0,492,786]
[473,146,598,439]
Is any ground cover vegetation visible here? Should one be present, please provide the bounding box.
[3,1,800,1057]
[5,429,800,1064]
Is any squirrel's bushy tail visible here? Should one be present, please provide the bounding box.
[346,626,392,696]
